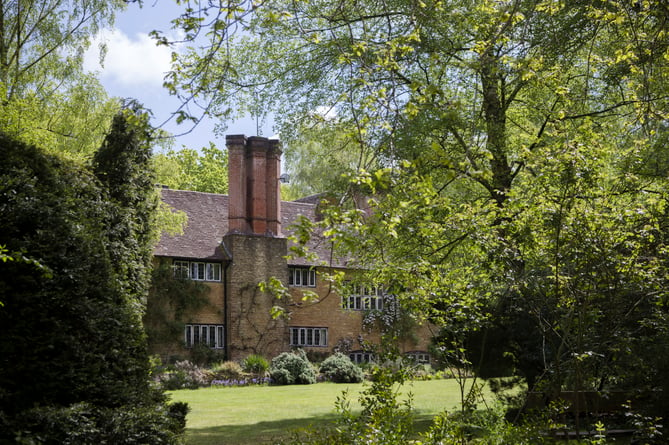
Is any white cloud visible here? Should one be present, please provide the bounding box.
[84,29,173,88]
[314,105,338,120]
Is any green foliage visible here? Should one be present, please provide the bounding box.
[242,354,270,375]
[211,361,246,380]
[319,353,364,383]
[153,142,228,194]
[420,408,547,445]
[145,260,210,355]
[281,366,413,444]
[93,105,158,308]
[0,77,121,161]
[155,199,188,237]
[0,118,183,442]
[0,134,144,409]
[0,1,124,161]
[269,350,316,385]
[0,0,122,92]
[5,401,188,445]
[189,344,226,366]
[281,114,379,198]
[163,0,669,428]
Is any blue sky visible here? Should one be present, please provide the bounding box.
[84,1,274,151]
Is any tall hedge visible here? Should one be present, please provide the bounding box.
[0,109,184,443]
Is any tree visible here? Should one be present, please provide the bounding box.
[93,104,159,307]
[162,0,669,418]
[280,111,381,199]
[0,0,124,159]
[154,142,229,194]
[0,109,186,442]
[0,0,122,95]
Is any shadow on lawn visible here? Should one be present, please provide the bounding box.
[186,412,339,445]
[186,412,440,445]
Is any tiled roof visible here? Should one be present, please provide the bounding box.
[155,189,231,260]
[155,188,347,267]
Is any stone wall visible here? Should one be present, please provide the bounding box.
[287,268,435,357]
[223,233,289,361]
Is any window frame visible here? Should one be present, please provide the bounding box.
[173,260,222,282]
[349,351,376,364]
[289,327,328,347]
[184,323,225,349]
[288,266,316,287]
[173,260,190,279]
[405,351,430,364]
[343,283,384,311]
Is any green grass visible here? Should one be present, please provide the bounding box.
[169,379,490,445]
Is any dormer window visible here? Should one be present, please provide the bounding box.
[288,266,316,287]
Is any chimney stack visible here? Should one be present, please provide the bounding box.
[226,135,282,236]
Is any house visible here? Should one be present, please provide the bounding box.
[150,134,435,363]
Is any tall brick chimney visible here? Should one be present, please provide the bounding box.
[226,135,282,236]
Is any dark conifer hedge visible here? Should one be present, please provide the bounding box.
[0,109,186,443]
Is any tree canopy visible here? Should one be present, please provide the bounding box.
[160,0,669,416]
[154,142,229,194]
[0,0,124,159]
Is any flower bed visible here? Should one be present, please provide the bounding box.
[211,377,272,387]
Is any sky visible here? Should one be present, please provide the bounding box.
[83,0,274,151]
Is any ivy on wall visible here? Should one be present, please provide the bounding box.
[145,259,211,355]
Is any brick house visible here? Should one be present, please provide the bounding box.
[151,134,435,363]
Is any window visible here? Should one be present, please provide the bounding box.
[191,262,206,280]
[405,351,430,364]
[185,324,225,349]
[173,260,190,279]
[206,263,221,281]
[343,284,384,310]
[289,327,327,347]
[349,351,376,364]
[288,266,316,287]
[173,260,222,281]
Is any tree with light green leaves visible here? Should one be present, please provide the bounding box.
[161,0,669,426]
[154,142,229,194]
[0,0,124,159]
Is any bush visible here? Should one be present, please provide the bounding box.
[210,361,245,380]
[158,360,211,390]
[190,343,225,365]
[270,350,316,385]
[278,366,413,445]
[320,353,365,383]
[5,402,188,444]
[242,354,270,375]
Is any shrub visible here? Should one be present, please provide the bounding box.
[190,343,226,365]
[242,354,270,375]
[270,350,316,385]
[158,360,211,390]
[0,121,184,443]
[305,349,329,363]
[5,402,188,444]
[320,353,365,383]
[279,366,413,445]
[210,361,245,380]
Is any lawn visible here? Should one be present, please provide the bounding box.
[169,379,490,445]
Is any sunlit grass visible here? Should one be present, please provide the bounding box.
[169,378,493,445]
